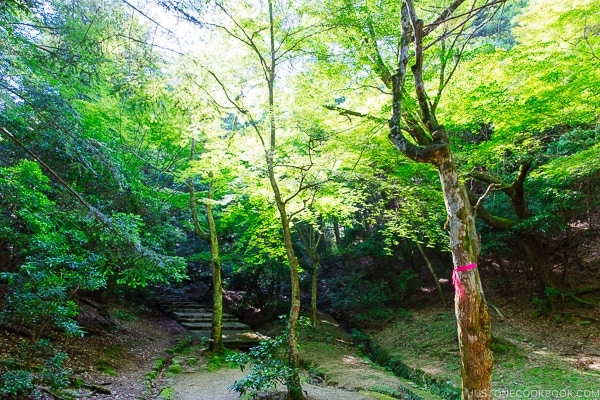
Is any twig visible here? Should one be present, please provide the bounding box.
[474,183,501,213]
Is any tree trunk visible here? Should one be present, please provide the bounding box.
[272,190,304,400]
[521,234,565,311]
[311,261,320,326]
[206,178,224,352]
[264,0,303,395]
[416,240,446,307]
[386,2,494,394]
[438,160,493,400]
[469,162,565,300]
[332,217,342,247]
[187,139,223,352]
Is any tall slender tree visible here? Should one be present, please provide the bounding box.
[186,138,224,352]
[160,1,329,397]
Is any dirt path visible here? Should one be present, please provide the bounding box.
[166,313,432,400]
[60,305,430,400]
[170,367,380,400]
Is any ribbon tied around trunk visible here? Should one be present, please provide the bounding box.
[452,263,477,299]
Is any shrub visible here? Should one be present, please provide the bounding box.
[227,316,311,397]
[0,348,72,397]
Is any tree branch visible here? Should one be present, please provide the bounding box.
[323,104,387,124]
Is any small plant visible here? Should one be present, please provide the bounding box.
[0,370,34,397]
[167,364,184,375]
[152,357,165,371]
[167,336,195,355]
[369,385,402,399]
[159,386,175,400]
[0,349,72,397]
[145,371,158,380]
[226,316,311,397]
[205,349,237,372]
[187,357,198,366]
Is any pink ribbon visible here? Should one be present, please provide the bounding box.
[452,263,477,299]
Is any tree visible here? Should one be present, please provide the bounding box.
[440,0,600,303]
[387,3,494,397]
[185,137,224,352]
[321,0,506,397]
[160,1,333,397]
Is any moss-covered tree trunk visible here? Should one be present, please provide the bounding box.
[297,222,322,326]
[387,2,493,398]
[266,152,303,398]
[438,159,492,399]
[310,260,320,325]
[187,140,223,352]
[206,177,223,352]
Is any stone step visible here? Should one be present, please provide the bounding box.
[173,308,212,314]
[190,330,266,349]
[180,321,251,331]
[170,311,236,321]
[177,315,237,323]
[160,298,266,349]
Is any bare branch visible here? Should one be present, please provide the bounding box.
[323,104,387,124]
[473,183,501,213]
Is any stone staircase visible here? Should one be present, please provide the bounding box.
[164,300,266,349]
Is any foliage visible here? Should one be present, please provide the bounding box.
[227,316,312,397]
[0,161,105,339]
[1,0,600,392]
[158,386,175,400]
[327,273,396,328]
[0,341,72,397]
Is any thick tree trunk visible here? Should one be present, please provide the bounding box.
[438,160,493,400]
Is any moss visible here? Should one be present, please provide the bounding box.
[94,360,117,377]
[167,364,184,375]
[351,330,460,400]
[158,386,175,400]
[152,357,165,371]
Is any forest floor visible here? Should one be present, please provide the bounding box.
[1,285,599,399]
[4,303,431,400]
[8,288,596,400]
